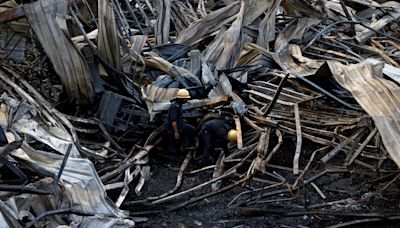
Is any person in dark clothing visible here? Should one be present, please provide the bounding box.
[197,115,238,164]
[166,89,196,155]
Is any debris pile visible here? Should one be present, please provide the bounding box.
[1,0,400,226]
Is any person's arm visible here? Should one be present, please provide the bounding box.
[172,121,179,139]
[169,103,180,139]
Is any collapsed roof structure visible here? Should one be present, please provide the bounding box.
[0,0,400,226]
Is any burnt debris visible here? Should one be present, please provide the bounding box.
[1,0,400,227]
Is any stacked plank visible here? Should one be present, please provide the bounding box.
[0,0,400,227]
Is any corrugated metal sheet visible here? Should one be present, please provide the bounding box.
[369,58,400,84]
[328,60,400,168]
[5,143,135,227]
[98,0,121,72]
[12,142,128,218]
[0,91,81,158]
[0,91,134,226]
[23,0,94,104]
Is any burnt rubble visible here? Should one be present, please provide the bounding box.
[0,0,400,227]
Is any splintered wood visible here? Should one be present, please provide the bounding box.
[1,0,400,227]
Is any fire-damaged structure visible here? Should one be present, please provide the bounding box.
[0,0,400,227]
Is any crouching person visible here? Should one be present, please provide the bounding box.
[197,116,238,164]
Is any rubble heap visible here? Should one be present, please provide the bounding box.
[0,0,400,227]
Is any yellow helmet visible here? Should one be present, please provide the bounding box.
[176,89,191,99]
[227,129,238,143]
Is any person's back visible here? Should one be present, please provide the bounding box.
[167,101,183,134]
[197,117,236,164]
[201,118,233,143]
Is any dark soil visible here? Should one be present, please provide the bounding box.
[117,143,400,228]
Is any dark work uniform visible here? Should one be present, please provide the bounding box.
[166,101,196,155]
[198,118,235,162]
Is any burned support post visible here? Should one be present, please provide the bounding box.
[293,103,302,175]
[234,115,243,149]
[320,128,365,164]
[263,73,289,116]
[348,128,378,166]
